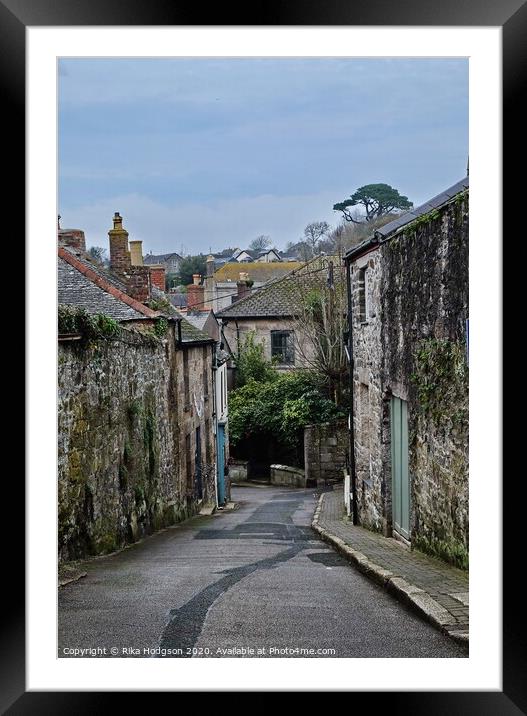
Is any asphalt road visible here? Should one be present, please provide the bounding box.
[58,486,466,658]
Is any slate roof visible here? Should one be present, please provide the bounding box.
[144,252,182,265]
[345,177,469,261]
[58,243,212,344]
[217,255,342,319]
[58,248,157,321]
[150,285,213,344]
[185,311,211,331]
[214,261,302,284]
[168,292,188,308]
[179,314,214,344]
[373,176,469,239]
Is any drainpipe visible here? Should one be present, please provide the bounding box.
[234,319,240,358]
[345,258,358,525]
[176,318,182,346]
[211,343,219,510]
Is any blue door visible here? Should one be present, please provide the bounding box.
[217,424,226,506]
[391,397,410,539]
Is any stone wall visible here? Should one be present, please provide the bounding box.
[58,325,216,562]
[270,464,306,488]
[304,419,348,487]
[175,342,217,506]
[349,192,469,568]
[349,247,387,533]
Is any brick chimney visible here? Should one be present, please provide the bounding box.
[127,266,151,303]
[129,240,143,266]
[108,212,131,274]
[58,228,86,252]
[236,271,251,301]
[149,264,166,291]
[187,274,204,312]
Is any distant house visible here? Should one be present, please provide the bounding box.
[344,177,469,568]
[210,248,240,269]
[144,251,183,275]
[231,248,282,263]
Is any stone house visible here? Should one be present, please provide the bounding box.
[344,177,469,568]
[217,255,343,374]
[57,214,228,562]
[144,251,183,278]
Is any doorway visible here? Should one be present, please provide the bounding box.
[390,396,410,540]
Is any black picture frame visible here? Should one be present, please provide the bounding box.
[8,0,520,709]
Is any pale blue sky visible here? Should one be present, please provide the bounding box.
[58,58,468,254]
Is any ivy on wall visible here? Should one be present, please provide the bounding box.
[411,338,468,428]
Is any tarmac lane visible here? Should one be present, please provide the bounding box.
[58,486,467,658]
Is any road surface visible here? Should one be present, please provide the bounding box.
[58,486,466,658]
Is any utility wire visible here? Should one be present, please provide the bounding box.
[171,262,346,312]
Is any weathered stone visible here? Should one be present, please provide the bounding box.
[348,191,469,567]
[270,464,306,487]
[58,324,216,562]
[304,419,348,485]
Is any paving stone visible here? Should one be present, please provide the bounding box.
[315,489,469,643]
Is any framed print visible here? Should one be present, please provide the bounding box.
[6,0,521,708]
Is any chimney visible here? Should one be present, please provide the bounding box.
[127,266,151,303]
[129,240,143,266]
[149,264,166,291]
[206,255,214,278]
[108,212,131,274]
[187,274,204,312]
[236,271,251,301]
[58,228,86,252]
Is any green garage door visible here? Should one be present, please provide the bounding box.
[391,397,410,539]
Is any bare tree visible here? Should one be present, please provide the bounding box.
[303,221,330,256]
[88,246,108,266]
[249,234,272,253]
[290,256,348,405]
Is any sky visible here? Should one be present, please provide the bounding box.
[58,58,468,255]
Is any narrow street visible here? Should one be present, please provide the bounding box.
[59,486,466,658]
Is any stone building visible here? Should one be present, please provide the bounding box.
[344,177,469,569]
[217,255,344,375]
[57,214,228,562]
[144,251,183,278]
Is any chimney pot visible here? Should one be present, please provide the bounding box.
[129,240,144,266]
[192,273,201,286]
[108,212,131,274]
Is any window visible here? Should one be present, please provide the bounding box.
[271,330,295,365]
[356,267,368,323]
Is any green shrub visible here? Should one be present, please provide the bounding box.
[229,370,344,451]
[235,331,277,387]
